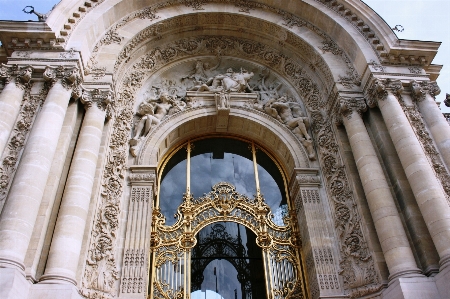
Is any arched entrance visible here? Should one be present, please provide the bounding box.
[150,182,304,299]
[149,137,305,299]
[191,222,265,299]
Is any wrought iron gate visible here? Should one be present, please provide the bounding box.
[149,182,305,299]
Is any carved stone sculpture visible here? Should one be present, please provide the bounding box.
[256,94,315,160]
[189,67,254,93]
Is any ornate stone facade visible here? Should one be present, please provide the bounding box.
[0,1,450,299]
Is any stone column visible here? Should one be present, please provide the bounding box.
[410,80,450,170]
[0,66,80,273]
[119,166,156,297]
[0,64,33,156]
[367,79,450,270]
[289,169,342,298]
[39,89,111,285]
[338,97,421,280]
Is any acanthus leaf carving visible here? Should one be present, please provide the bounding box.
[339,97,367,120]
[0,64,33,89]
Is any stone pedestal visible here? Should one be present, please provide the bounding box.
[28,283,84,299]
[382,277,440,299]
[0,268,31,299]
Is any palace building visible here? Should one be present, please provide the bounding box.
[0,1,450,298]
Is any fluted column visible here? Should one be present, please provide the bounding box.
[40,89,111,284]
[410,81,450,170]
[0,64,33,156]
[0,66,81,272]
[367,79,450,270]
[339,97,421,280]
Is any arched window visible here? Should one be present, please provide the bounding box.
[150,137,304,299]
[158,137,288,226]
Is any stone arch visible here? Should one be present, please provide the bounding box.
[47,0,402,76]
[137,108,311,172]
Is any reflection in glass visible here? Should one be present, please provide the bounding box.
[159,147,187,226]
[159,137,288,226]
[190,138,256,198]
[191,222,267,299]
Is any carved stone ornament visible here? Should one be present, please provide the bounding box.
[445,93,450,108]
[295,175,321,185]
[307,107,380,297]
[81,88,114,119]
[81,33,378,298]
[43,65,82,94]
[0,64,33,89]
[339,97,367,120]
[366,78,403,108]
[410,80,441,102]
[398,98,450,202]
[128,173,157,183]
[0,86,48,203]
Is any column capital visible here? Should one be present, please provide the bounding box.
[290,168,321,187]
[43,65,81,93]
[128,165,157,185]
[410,80,441,102]
[80,88,114,118]
[0,64,33,90]
[338,97,367,120]
[366,78,403,108]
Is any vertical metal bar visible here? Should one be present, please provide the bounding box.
[186,140,191,195]
[184,251,187,299]
[264,251,274,299]
[251,142,261,196]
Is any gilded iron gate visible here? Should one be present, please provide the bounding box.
[149,182,305,299]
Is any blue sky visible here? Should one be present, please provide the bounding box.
[1,0,449,111]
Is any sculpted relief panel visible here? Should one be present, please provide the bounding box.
[129,57,314,160]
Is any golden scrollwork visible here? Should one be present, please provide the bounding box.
[149,182,305,299]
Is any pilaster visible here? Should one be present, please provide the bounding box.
[119,166,156,298]
[289,168,342,299]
